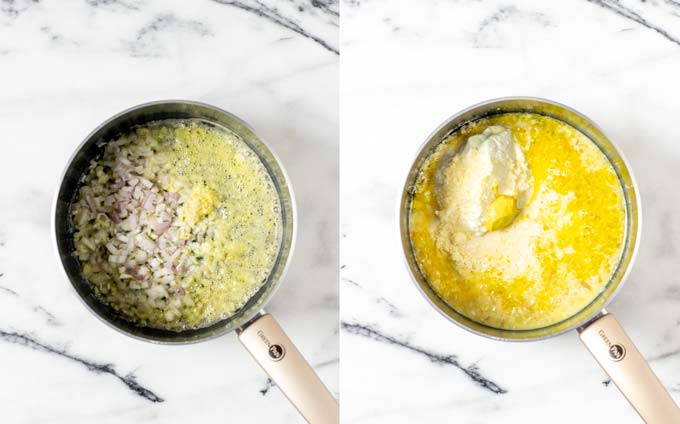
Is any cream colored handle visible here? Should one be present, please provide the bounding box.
[579,312,680,423]
[238,313,339,424]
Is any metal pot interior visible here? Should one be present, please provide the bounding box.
[53,101,295,343]
[399,97,640,341]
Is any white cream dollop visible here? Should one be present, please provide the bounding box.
[436,126,532,235]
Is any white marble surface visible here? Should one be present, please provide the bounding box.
[341,0,680,422]
[0,1,337,423]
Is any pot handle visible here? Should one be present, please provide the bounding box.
[578,311,680,423]
[237,312,339,424]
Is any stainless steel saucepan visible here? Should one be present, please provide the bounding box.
[52,100,338,424]
[399,97,680,423]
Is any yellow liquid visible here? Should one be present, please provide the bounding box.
[156,122,282,328]
[409,113,626,330]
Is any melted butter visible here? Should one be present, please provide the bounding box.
[152,120,282,328]
[409,113,626,330]
[484,194,518,232]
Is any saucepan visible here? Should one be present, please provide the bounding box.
[52,100,338,424]
[399,97,680,422]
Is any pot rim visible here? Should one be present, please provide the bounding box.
[51,99,298,345]
[398,96,642,342]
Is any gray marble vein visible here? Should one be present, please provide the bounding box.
[342,276,404,317]
[310,0,339,18]
[209,0,339,54]
[84,0,140,11]
[0,284,15,295]
[651,347,680,362]
[342,322,507,394]
[259,378,276,395]
[586,0,680,46]
[0,330,164,402]
[0,283,60,325]
[40,25,81,47]
[259,357,339,395]
[478,5,552,32]
[0,0,39,17]
[375,296,402,318]
[341,276,360,287]
[129,14,213,57]
[472,5,552,48]
[341,0,361,7]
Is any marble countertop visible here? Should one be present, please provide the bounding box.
[340,0,680,422]
[0,1,337,423]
